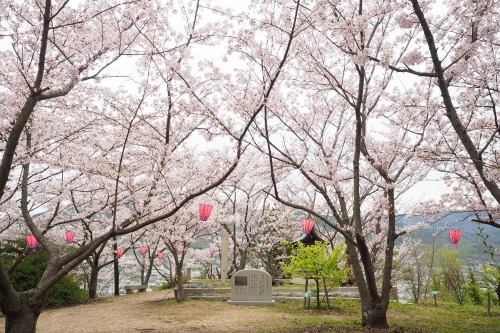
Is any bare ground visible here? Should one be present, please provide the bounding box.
[0,290,308,333]
[0,291,433,333]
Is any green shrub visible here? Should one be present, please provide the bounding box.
[156,282,173,290]
[1,238,88,307]
[46,274,88,308]
[467,268,484,305]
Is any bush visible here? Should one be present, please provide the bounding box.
[46,274,88,308]
[467,268,484,305]
[439,249,467,305]
[1,238,88,307]
[156,282,173,290]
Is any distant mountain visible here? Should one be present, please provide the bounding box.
[398,212,500,264]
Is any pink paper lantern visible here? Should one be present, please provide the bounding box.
[26,234,37,249]
[158,252,165,260]
[302,218,315,234]
[179,247,185,254]
[140,246,148,256]
[65,231,75,244]
[209,248,215,257]
[199,203,213,221]
[117,248,125,258]
[449,229,462,244]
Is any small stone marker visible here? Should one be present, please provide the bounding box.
[228,269,275,306]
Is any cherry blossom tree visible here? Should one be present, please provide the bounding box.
[0,1,302,331]
[127,230,163,286]
[153,204,217,301]
[214,155,298,275]
[392,0,500,228]
[190,247,219,280]
[259,0,432,327]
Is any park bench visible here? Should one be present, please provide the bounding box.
[124,285,147,294]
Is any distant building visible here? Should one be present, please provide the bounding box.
[292,226,325,246]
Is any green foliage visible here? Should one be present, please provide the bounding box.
[481,263,500,306]
[1,238,88,308]
[467,268,484,305]
[439,248,467,305]
[46,274,88,308]
[280,240,349,308]
[156,282,173,290]
[280,241,349,284]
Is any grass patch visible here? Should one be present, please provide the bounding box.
[388,300,500,333]
[157,293,499,332]
[261,299,500,333]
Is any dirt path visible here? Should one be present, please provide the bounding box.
[0,290,303,333]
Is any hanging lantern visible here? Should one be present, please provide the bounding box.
[180,247,185,254]
[199,203,213,221]
[26,234,37,249]
[302,218,315,234]
[65,231,75,244]
[140,246,148,256]
[209,248,215,257]
[449,229,462,244]
[117,248,125,258]
[158,252,165,260]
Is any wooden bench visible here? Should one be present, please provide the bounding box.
[124,285,147,294]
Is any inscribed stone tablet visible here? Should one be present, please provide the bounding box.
[229,269,274,305]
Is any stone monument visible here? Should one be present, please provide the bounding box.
[227,269,275,306]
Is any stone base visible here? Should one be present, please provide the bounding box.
[227,300,275,306]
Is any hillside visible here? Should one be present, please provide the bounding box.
[399,212,500,264]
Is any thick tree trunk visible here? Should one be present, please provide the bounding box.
[360,299,389,328]
[141,267,146,285]
[176,268,185,302]
[237,250,247,271]
[88,254,100,299]
[3,295,42,333]
[88,265,99,299]
[346,239,390,328]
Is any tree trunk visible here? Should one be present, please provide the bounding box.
[140,266,146,285]
[176,268,185,302]
[113,237,120,296]
[303,278,309,308]
[3,294,42,333]
[315,279,320,309]
[237,250,247,271]
[360,299,389,328]
[88,264,99,299]
[323,279,330,308]
[142,256,154,285]
[88,255,100,299]
[346,240,390,328]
